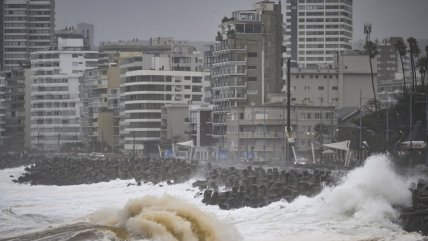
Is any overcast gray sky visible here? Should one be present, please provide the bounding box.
[56,0,428,44]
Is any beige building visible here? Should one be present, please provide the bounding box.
[160,104,189,144]
[81,64,120,152]
[226,103,336,162]
[208,1,284,149]
[288,52,378,109]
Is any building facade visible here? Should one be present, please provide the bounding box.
[76,23,95,50]
[289,52,377,109]
[120,70,208,154]
[284,0,353,68]
[30,49,98,151]
[187,104,212,148]
[2,67,31,151]
[207,0,284,149]
[226,103,336,162]
[81,64,119,152]
[0,75,5,146]
[0,0,55,71]
[160,104,189,144]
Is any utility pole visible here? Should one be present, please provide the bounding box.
[320,93,323,164]
[133,130,136,158]
[410,92,413,158]
[386,102,389,151]
[286,58,291,164]
[251,105,254,160]
[263,105,266,161]
[359,90,363,160]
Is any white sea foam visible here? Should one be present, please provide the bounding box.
[0,154,425,241]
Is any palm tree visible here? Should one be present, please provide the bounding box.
[417,56,427,86]
[416,46,428,86]
[407,38,421,91]
[394,39,407,92]
[364,40,379,111]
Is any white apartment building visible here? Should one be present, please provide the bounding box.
[120,70,208,153]
[1,0,55,71]
[30,50,98,151]
[284,0,353,68]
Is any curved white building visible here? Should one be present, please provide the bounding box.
[120,70,208,153]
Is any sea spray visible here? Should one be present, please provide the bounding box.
[312,154,415,224]
[89,195,242,241]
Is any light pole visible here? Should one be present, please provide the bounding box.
[286,58,291,164]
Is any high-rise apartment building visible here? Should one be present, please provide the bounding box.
[30,40,98,151]
[284,0,353,68]
[207,0,284,148]
[0,0,55,71]
[2,67,31,151]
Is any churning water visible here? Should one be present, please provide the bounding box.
[0,154,425,241]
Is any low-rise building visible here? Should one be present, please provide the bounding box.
[160,103,189,144]
[288,52,378,109]
[225,103,336,162]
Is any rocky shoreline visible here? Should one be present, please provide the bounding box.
[193,164,335,209]
[13,156,199,186]
[3,154,427,234]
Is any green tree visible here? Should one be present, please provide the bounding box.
[394,39,408,92]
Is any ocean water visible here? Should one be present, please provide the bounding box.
[0,154,425,241]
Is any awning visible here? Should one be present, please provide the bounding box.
[176,140,194,147]
[323,140,350,151]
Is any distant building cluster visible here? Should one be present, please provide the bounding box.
[0,0,424,161]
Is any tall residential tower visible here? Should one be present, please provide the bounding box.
[284,0,353,68]
[0,0,55,71]
[207,0,284,148]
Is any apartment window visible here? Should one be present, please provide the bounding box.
[247,77,257,81]
[315,113,321,119]
[332,86,338,90]
[318,86,324,90]
[72,62,78,66]
[307,113,311,119]
[247,66,257,70]
[72,54,78,58]
[247,52,258,58]
[192,76,202,83]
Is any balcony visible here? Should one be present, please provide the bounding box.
[211,39,247,53]
[227,132,285,139]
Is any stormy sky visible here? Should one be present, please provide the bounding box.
[56,0,428,44]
